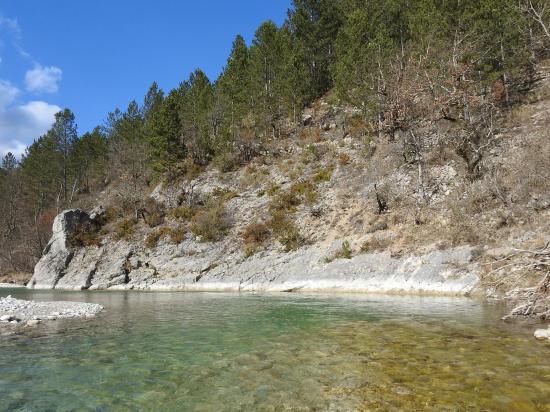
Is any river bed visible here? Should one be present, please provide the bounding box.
[1,288,549,411]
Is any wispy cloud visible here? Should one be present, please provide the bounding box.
[0,14,63,156]
[0,100,60,156]
[25,65,63,94]
[0,79,20,109]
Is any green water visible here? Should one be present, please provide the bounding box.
[1,289,549,411]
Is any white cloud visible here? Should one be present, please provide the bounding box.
[0,80,19,109]
[0,16,63,156]
[25,65,63,94]
[0,100,60,156]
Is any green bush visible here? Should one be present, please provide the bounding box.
[325,240,353,263]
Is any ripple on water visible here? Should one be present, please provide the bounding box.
[0,290,549,411]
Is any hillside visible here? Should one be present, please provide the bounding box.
[20,62,549,317]
[1,1,550,318]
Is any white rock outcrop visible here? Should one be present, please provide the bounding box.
[28,209,90,289]
[28,209,480,295]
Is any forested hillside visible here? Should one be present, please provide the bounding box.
[1,0,550,277]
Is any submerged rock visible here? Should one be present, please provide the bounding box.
[534,328,550,340]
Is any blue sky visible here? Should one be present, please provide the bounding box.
[0,0,291,156]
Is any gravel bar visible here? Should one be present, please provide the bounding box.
[0,295,103,327]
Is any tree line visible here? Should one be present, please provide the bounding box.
[1,0,549,272]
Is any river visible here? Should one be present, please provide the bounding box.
[1,289,549,411]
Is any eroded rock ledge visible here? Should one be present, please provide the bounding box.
[27,209,480,295]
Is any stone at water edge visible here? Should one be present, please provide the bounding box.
[0,315,12,322]
[534,328,550,340]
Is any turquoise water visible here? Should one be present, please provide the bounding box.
[1,289,549,411]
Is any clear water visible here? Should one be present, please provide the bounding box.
[1,289,549,411]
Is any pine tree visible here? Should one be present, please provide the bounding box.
[50,109,78,203]
[288,0,344,101]
[71,127,108,192]
[180,69,214,164]
[217,35,251,141]
[149,88,186,173]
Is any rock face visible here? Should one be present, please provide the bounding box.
[28,209,90,289]
[28,209,480,295]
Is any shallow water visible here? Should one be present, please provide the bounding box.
[1,289,549,411]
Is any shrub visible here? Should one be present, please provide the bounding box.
[146,212,164,228]
[212,187,239,202]
[239,165,268,188]
[301,143,321,165]
[69,222,102,248]
[182,157,204,180]
[104,206,123,223]
[299,127,322,143]
[313,166,333,183]
[347,114,367,136]
[266,183,280,196]
[145,227,171,249]
[170,205,194,221]
[143,198,165,228]
[267,210,295,236]
[114,218,137,241]
[269,191,302,214]
[325,240,353,263]
[241,222,271,257]
[190,202,230,242]
[290,180,318,204]
[360,237,391,253]
[278,228,306,252]
[212,151,240,173]
[338,153,351,166]
[169,226,186,244]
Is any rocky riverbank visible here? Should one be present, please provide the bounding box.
[0,295,103,328]
[27,210,480,295]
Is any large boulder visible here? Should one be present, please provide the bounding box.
[28,209,90,289]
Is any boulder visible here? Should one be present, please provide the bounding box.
[302,114,313,126]
[89,205,106,222]
[28,209,90,289]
